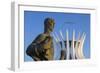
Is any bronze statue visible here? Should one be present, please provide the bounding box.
[26,18,66,61]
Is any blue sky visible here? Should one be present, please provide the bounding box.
[24,11,90,61]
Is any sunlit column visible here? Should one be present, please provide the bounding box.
[72,30,75,59]
[75,32,80,59]
[77,33,86,59]
[66,30,69,59]
[60,30,65,50]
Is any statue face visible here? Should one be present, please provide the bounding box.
[44,18,55,33]
[47,19,55,32]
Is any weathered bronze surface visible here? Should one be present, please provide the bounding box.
[26,18,65,61]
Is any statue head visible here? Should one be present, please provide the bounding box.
[44,18,55,33]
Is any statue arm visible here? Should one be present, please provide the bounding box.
[32,34,46,45]
[26,34,46,60]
